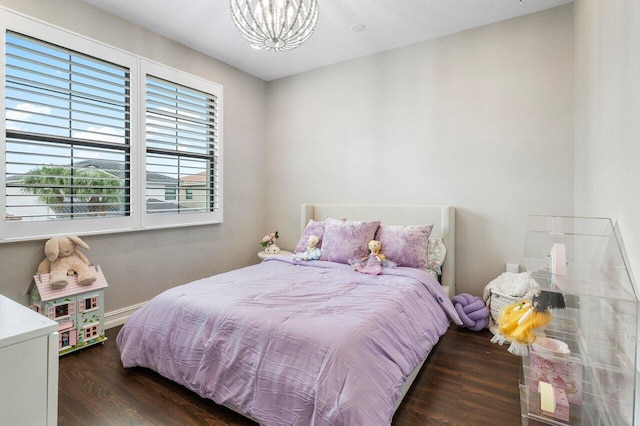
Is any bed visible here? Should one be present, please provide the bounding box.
[117,203,461,425]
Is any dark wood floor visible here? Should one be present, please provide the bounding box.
[58,324,522,425]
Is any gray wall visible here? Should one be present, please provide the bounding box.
[0,0,268,309]
[574,0,640,291]
[0,2,582,307]
[265,5,575,296]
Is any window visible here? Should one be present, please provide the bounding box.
[5,32,130,221]
[84,296,98,311]
[164,188,177,201]
[143,61,222,228]
[54,303,69,319]
[1,10,223,242]
[84,324,99,340]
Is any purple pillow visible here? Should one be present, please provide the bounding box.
[294,219,327,253]
[375,224,434,270]
[320,219,380,264]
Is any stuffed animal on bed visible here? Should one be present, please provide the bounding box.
[293,235,322,261]
[36,235,97,288]
[349,240,396,275]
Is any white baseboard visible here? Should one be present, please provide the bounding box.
[104,301,147,329]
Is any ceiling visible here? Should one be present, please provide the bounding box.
[80,0,573,82]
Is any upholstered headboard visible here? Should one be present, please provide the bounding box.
[301,203,455,298]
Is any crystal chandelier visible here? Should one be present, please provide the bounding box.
[230,0,319,52]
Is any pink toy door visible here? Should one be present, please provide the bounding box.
[69,329,77,346]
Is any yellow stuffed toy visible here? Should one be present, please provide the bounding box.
[491,300,552,356]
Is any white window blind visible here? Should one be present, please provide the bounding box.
[5,31,131,222]
[145,74,220,216]
[1,9,222,242]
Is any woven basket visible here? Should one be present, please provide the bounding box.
[485,272,540,337]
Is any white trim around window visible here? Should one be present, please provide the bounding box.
[0,8,223,243]
[140,59,223,230]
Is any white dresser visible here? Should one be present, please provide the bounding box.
[0,294,59,425]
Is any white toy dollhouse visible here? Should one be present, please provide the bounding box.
[30,265,108,355]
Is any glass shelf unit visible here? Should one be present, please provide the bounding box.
[520,215,637,425]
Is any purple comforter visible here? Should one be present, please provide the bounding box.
[117,257,461,425]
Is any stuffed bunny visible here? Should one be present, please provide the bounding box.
[37,236,97,288]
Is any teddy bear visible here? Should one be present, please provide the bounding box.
[293,235,322,261]
[36,235,97,288]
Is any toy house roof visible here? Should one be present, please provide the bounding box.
[31,265,108,302]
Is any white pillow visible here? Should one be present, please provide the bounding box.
[427,238,447,275]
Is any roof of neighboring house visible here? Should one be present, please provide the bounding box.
[7,159,179,185]
[31,265,108,302]
[146,198,180,214]
[78,159,179,184]
[181,171,207,184]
